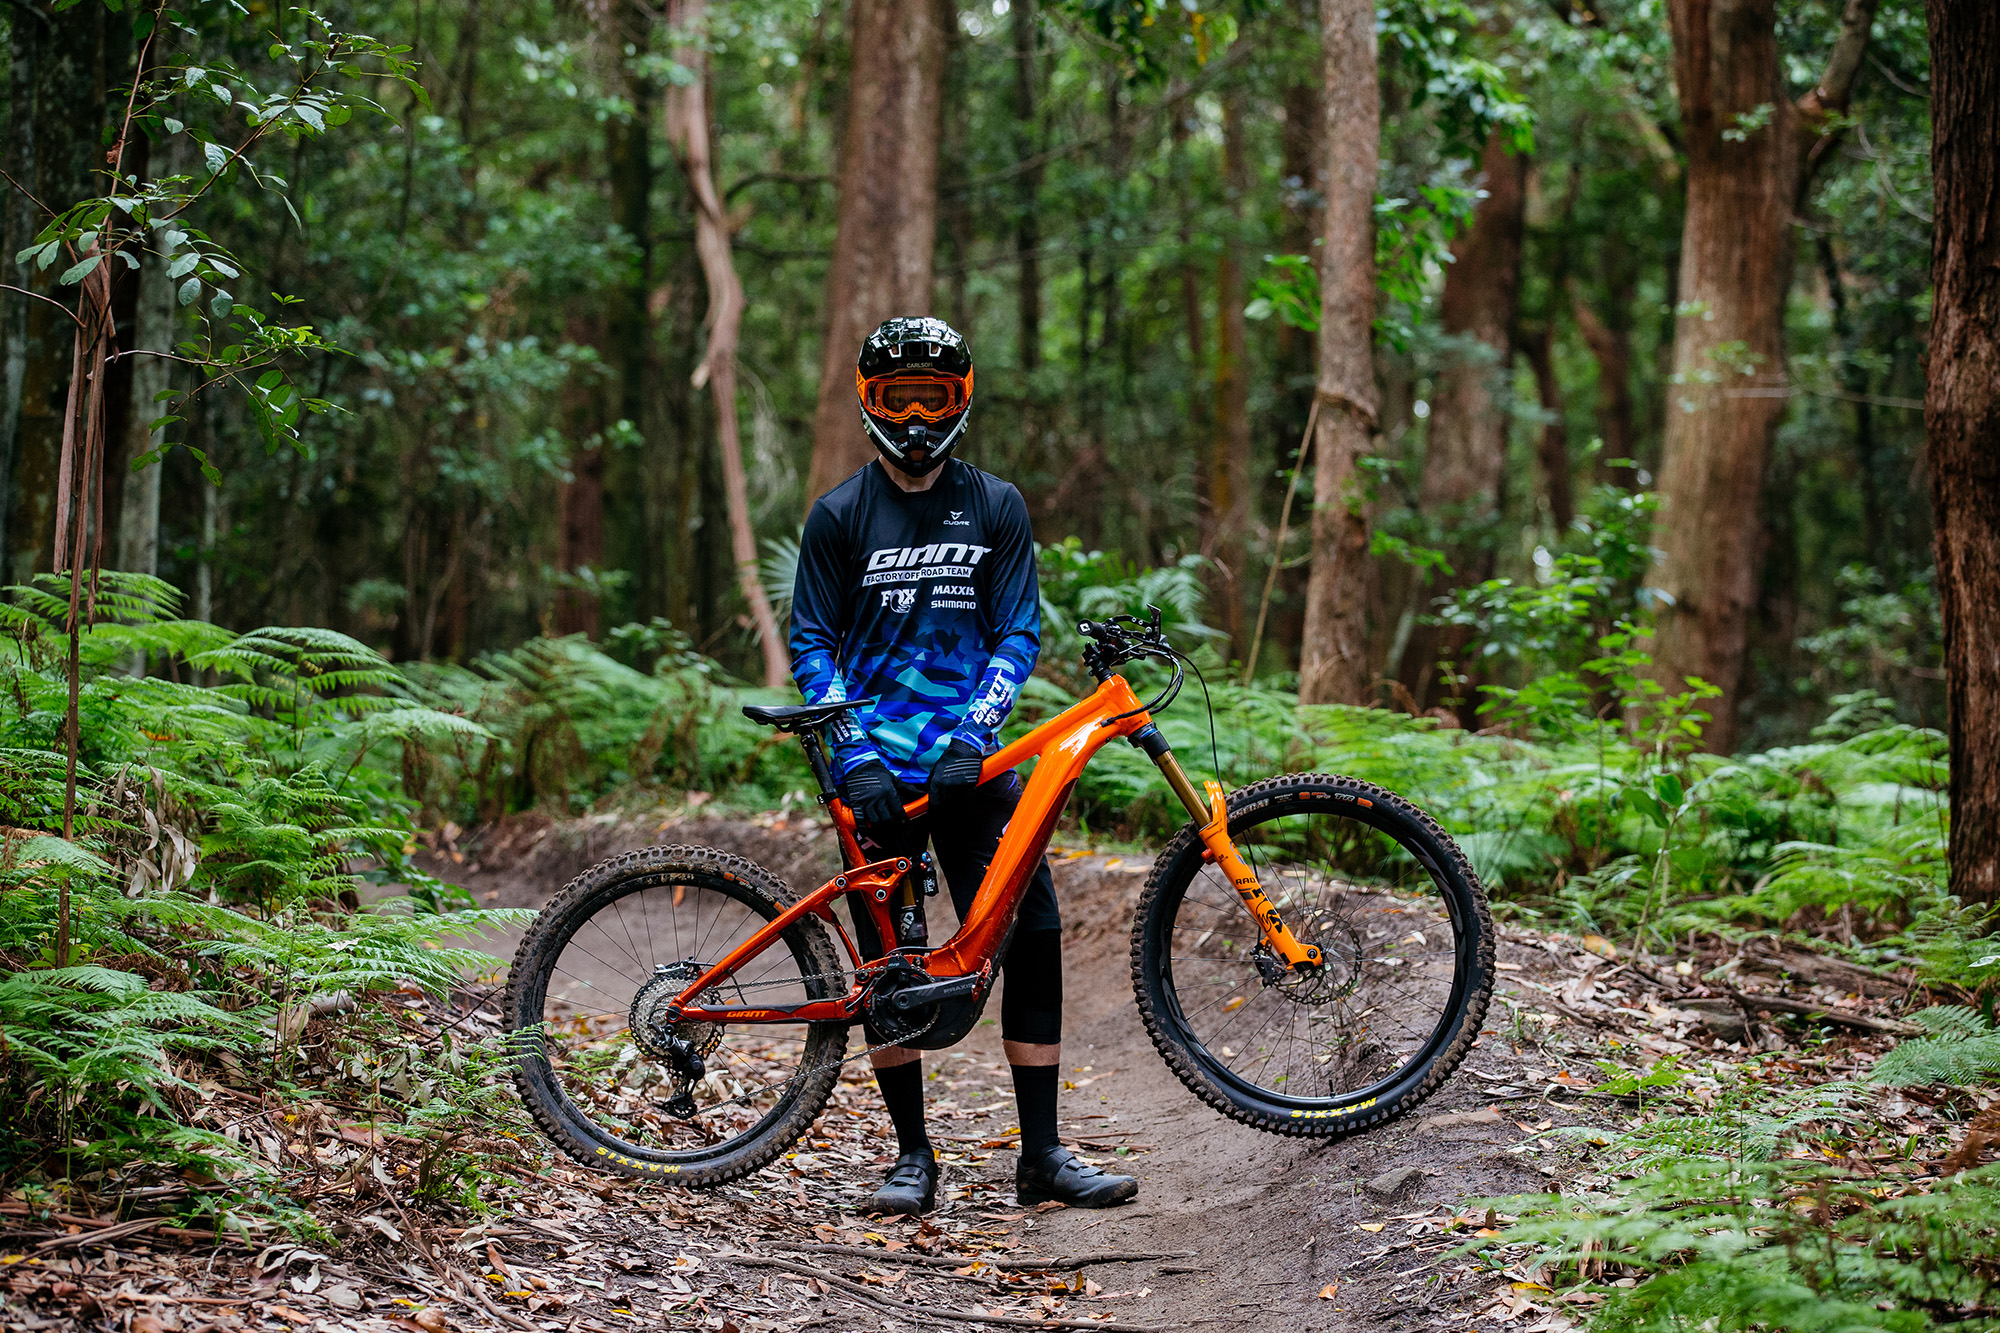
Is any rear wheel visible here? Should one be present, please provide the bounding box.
[504,846,849,1185]
[1132,774,1494,1138]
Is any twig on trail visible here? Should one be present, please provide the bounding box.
[453,1268,534,1331]
[1543,999,1619,1030]
[33,1217,163,1251]
[722,1252,1169,1332]
[1723,988,1922,1036]
[788,1242,1194,1273]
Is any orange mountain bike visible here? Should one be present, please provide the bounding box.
[505,612,1495,1184]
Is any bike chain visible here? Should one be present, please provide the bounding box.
[646,966,941,1120]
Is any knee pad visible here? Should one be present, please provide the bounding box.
[999,928,1063,1045]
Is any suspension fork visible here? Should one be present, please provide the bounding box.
[1132,724,1322,970]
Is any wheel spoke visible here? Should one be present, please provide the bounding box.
[1146,791,1488,1116]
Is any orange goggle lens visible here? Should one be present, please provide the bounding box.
[856,368,973,422]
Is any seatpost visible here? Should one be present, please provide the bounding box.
[797,727,839,803]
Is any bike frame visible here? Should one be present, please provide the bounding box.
[665,672,1322,1026]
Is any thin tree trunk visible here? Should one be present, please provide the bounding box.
[1924,0,2000,907]
[940,18,973,334]
[1169,83,1205,440]
[803,0,948,505]
[1012,0,1042,380]
[557,310,606,639]
[0,11,36,577]
[117,225,175,579]
[1396,132,1526,710]
[1651,0,1877,752]
[667,0,788,688]
[1818,234,1883,564]
[1521,325,1574,531]
[1206,85,1252,659]
[6,1,100,583]
[1571,274,1636,478]
[1298,0,1380,706]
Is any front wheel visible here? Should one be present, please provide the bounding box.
[1132,774,1494,1138]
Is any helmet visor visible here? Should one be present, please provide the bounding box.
[856,368,973,422]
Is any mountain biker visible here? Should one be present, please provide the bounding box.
[789,316,1138,1216]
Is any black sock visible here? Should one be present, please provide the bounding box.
[875,1061,930,1157]
[1012,1063,1061,1161]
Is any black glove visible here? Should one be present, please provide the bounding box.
[927,738,986,809]
[839,759,907,831]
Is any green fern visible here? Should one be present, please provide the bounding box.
[1872,1007,2000,1088]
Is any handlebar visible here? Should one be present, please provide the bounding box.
[1078,604,1185,722]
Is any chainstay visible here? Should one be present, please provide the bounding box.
[677,1007,937,1119]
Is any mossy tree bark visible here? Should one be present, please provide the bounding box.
[1924,0,2000,907]
[1298,0,1380,706]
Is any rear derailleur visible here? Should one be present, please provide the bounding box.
[631,960,723,1120]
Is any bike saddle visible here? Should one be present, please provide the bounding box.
[740,698,877,731]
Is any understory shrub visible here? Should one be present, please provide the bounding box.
[0,575,527,1228]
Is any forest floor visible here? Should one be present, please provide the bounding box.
[2,808,1927,1333]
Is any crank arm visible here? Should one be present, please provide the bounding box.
[1194,780,1322,970]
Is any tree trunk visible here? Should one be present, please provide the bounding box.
[5,1,103,584]
[667,0,789,688]
[1521,325,1575,532]
[559,0,653,638]
[0,15,35,578]
[557,310,605,638]
[1170,83,1205,443]
[1396,132,1526,709]
[1298,0,1380,706]
[1818,234,1884,564]
[1571,272,1637,479]
[803,0,948,504]
[1650,0,1877,752]
[117,222,176,578]
[1924,0,2000,907]
[1206,86,1252,659]
[1012,0,1042,377]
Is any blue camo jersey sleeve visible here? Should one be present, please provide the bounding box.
[789,492,885,777]
[786,461,1043,785]
[950,486,1038,753]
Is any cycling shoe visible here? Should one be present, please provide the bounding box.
[1016,1147,1137,1208]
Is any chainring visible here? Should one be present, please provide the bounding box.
[861,961,943,1046]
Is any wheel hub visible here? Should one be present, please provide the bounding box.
[1254,923,1362,1005]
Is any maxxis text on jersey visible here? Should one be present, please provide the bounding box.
[1129,774,1496,1139]
[503,845,849,1186]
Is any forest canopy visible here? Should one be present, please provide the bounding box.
[0,0,1941,755]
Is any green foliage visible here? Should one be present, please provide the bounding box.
[0,574,524,1216]
[401,626,811,818]
[1495,1075,2000,1332]
[1872,1008,2000,1089]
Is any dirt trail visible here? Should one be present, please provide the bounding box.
[437,810,1614,1332]
[1,809,1633,1333]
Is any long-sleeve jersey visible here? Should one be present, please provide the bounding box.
[790,459,1041,785]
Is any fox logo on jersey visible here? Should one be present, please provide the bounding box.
[881,587,918,614]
